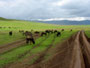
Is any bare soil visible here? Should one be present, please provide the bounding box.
[28,31,90,68]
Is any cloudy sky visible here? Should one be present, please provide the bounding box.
[0,0,90,20]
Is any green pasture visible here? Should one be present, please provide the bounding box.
[0,20,90,31]
[0,30,77,67]
[85,30,90,38]
[0,20,90,67]
[0,31,25,45]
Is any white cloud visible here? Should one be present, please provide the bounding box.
[52,0,70,6]
[0,0,90,20]
[35,17,90,21]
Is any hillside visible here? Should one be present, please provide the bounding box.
[0,17,16,21]
[0,20,90,31]
[0,17,8,20]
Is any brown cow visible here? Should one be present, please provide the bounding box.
[25,31,35,44]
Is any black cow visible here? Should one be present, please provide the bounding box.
[45,30,50,34]
[9,31,12,36]
[54,30,58,33]
[57,32,61,37]
[34,31,40,34]
[41,32,47,36]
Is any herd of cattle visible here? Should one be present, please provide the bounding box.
[8,29,72,44]
[0,27,17,29]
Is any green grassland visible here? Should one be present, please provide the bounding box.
[0,31,25,45]
[0,20,89,45]
[0,19,90,67]
[0,31,75,67]
[85,31,90,38]
[0,20,90,31]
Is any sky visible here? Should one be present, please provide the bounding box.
[0,0,90,21]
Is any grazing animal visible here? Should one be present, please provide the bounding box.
[61,29,64,31]
[26,32,35,44]
[57,32,61,37]
[50,30,54,33]
[25,31,29,36]
[49,30,54,34]
[9,31,12,36]
[45,30,50,34]
[54,30,58,33]
[34,31,40,36]
[41,32,47,36]
[34,31,40,34]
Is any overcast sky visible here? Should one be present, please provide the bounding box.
[0,0,90,20]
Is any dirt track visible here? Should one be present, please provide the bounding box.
[28,31,90,68]
[1,31,90,68]
[3,35,50,68]
[0,35,39,55]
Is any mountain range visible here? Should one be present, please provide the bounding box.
[0,17,90,25]
[34,20,90,25]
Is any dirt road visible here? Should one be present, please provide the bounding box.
[28,31,90,68]
[0,35,39,55]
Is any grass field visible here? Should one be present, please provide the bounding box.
[0,20,90,68]
[0,31,25,45]
[0,31,76,67]
[0,20,90,31]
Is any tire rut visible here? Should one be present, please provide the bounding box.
[42,31,90,68]
[79,31,90,68]
[1,31,90,68]
[0,36,39,55]
[28,35,56,68]
[3,35,50,68]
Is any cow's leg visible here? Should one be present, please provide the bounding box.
[32,38,35,44]
[26,38,29,44]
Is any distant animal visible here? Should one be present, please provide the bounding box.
[9,31,12,36]
[54,30,58,33]
[45,30,50,34]
[61,29,64,31]
[26,31,35,44]
[34,31,40,34]
[49,30,54,34]
[57,32,61,37]
[41,32,47,36]
[24,31,30,36]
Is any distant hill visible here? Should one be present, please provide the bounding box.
[34,20,90,25]
[0,17,16,21]
[0,17,8,20]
